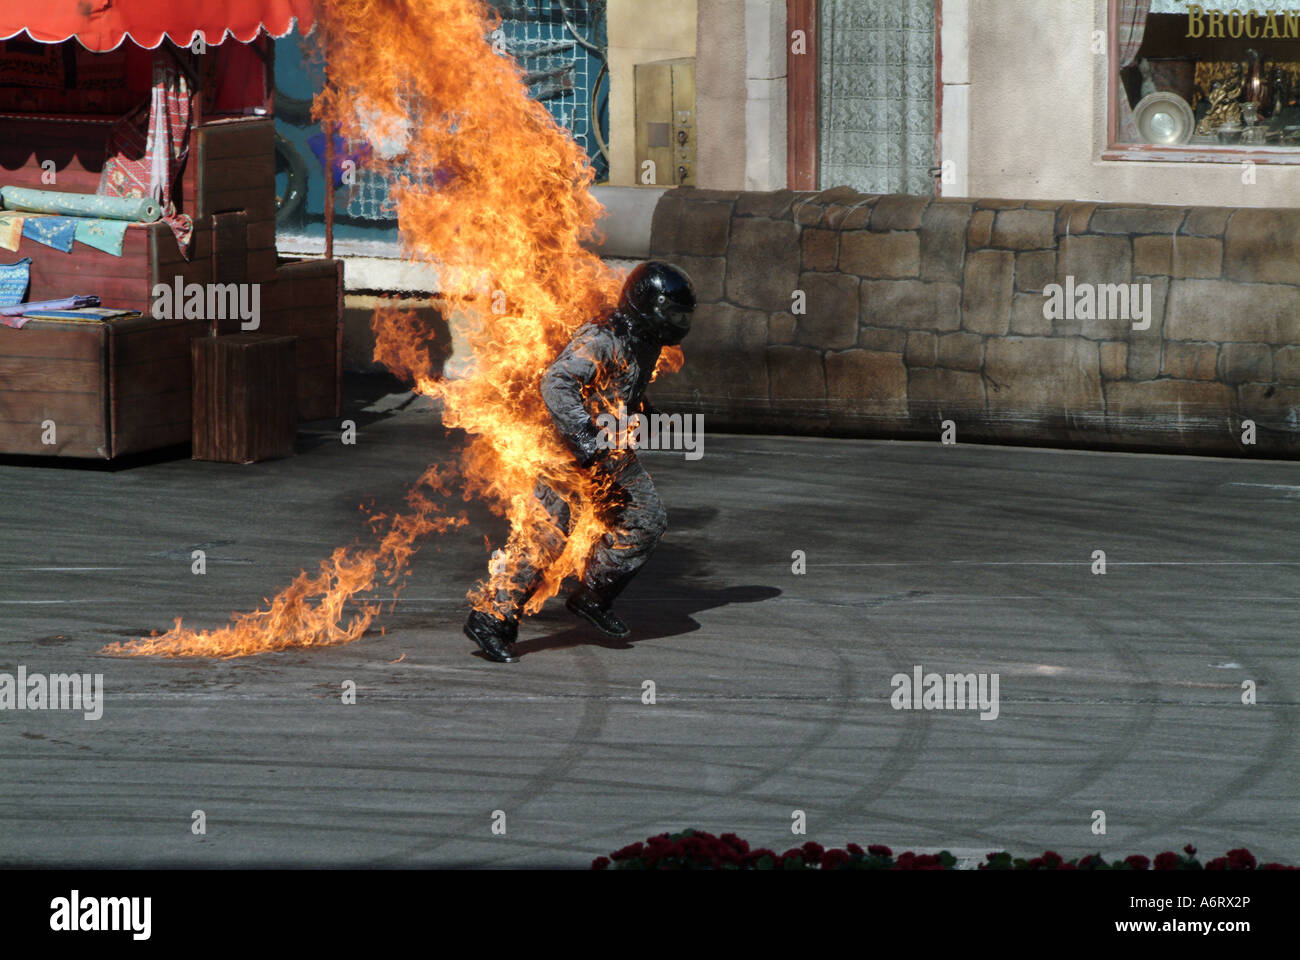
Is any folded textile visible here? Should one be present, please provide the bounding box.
[0,212,23,252]
[73,219,131,257]
[0,212,133,256]
[18,306,139,323]
[0,295,100,317]
[0,187,161,222]
[0,256,31,306]
[21,216,77,253]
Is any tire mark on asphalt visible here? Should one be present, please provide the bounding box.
[959,591,1158,836]
[1119,606,1295,854]
[465,643,860,867]
[805,621,934,843]
[366,642,614,865]
[802,574,1156,852]
[473,592,935,868]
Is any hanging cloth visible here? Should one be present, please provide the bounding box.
[1116,0,1153,143]
[98,64,195,259]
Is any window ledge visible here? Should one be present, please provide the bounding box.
[1103,143,1300,164]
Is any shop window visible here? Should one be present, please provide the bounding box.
[1107,0,1300,162]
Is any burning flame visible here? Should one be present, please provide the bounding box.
[106,0,671,658]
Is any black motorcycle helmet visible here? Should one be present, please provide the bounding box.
[618,261,696,345]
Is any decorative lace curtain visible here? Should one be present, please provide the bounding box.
[1151,0,1297,11]
[818,0,934,195]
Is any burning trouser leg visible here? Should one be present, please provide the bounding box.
[565,451,667,639]
[464,453,666,659]
[485,479,573,622]
[464,478,572,661]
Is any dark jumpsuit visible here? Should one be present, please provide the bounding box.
[485,308,669,620]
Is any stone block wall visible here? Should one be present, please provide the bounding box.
[647,186,1300,457]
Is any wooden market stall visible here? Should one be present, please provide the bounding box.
[0,0,340,459]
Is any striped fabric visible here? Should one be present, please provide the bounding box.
[98,65,194,258]
[1116,0,1152,143]
[1117,0,1151,67]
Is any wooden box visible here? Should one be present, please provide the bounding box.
[0,313,205,458]
[192,334,297,463]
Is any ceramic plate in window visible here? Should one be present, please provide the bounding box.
[1133,92,1195,146]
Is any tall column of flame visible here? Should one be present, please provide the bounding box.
[105,0,680,659]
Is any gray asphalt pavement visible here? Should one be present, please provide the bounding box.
[1,381,1297,867]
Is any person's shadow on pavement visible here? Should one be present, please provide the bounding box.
[512,508,781,656]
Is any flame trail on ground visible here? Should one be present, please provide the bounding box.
[106,0,679,658]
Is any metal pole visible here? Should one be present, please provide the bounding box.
[322,5,334,261]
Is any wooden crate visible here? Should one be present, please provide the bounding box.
[196,118,276,223]
[0,321,109,457]
[260,258,344,422]
[191,334,297,463]
[0,313,207,458]
[111,314,208,457]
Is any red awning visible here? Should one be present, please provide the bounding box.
[1,0,316,52]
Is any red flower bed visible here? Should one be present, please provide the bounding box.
[591,831,1296,871]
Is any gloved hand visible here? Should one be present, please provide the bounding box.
[567,419,625,473]
[571,425,606,468]
[578,445,611,470]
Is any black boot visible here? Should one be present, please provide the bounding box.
[566,585,631,639]
[463,610,519,663]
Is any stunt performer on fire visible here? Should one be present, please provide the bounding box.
[463,261,696,662]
